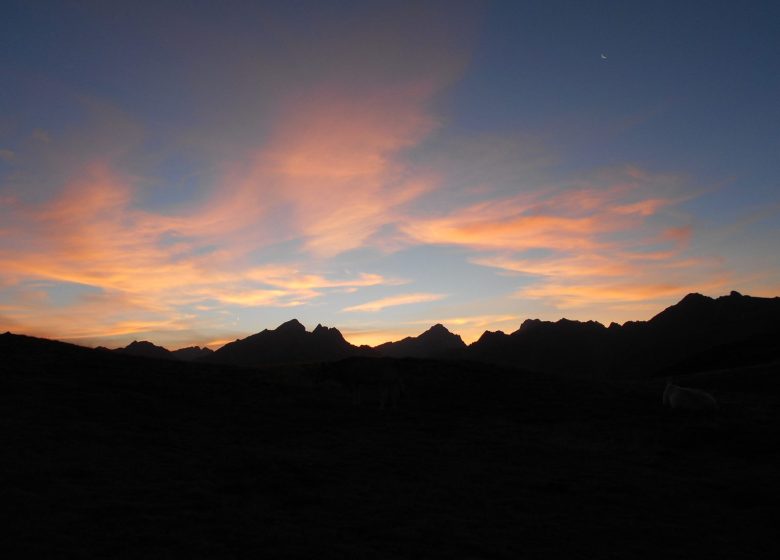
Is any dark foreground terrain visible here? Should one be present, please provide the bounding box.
[2,334,779,558]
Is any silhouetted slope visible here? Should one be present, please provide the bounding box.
[112,341,213,362]
[2,331,107,368]
[114,340,173,360]
[467,291,780,376]
[171,346,214,361]
[0,331,200,374]
[469,319,610,375]
[638,291,780,374]
[375,324,467,359]
[205,319,368,366]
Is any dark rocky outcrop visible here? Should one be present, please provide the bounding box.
[114,340,173,360]
[469,318,610,376]
[375,324,467,359]
[171,346,214,361]
[467,291,780,377]
[205,319,371,367]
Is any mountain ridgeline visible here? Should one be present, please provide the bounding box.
[110,340,214,362]
[202,319,374,367]
[471,291,780,376]
[374,324,467,359]
[7,291,780,377]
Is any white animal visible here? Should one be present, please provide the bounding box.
[663,379,718,411]
[318,358,405,409]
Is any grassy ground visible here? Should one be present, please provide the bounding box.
[2,354,779,558]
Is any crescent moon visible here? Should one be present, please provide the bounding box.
[601,53,607,59]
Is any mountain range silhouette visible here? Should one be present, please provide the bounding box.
[3,291,779,376]
[201,319,373,367]
[375,323,467,359]
[110,340,214,361]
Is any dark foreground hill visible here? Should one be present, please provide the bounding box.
[2,331,779,557]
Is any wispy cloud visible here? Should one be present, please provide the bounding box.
[0,47,458,346]
[258,83,442,257]
[392,166,722,319]
[0,162,405,342]
[342,293,447,313]
[514,276,731,310]
[400,176,681,252]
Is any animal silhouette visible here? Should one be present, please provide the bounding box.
[663,379,718,411]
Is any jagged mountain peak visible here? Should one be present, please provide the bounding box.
[419,323,460,340]
[276,319,307,333]
[126,340,163,349]
[114,340,172,360]
[678,292,713,306]
[206,319,362,366]
[375,323,466,359]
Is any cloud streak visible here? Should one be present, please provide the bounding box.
[392,166,733,318]
[342,293,447,313]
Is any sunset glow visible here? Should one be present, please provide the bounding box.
[1,2,778,349]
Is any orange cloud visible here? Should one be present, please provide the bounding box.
[0,68,456,346]
[514,276,731,310]
[0,162,407,342]
[152,81,443,259]
[393,167,732,321]
[342,293,447,313]
[399,177,681,253]
[404,213,607,252]
[472,254,635,278]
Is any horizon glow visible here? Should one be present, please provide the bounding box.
[1,2,779,350]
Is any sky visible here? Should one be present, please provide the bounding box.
[1,1,779,349]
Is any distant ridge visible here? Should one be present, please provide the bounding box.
[468,291,780,376]
[3,291,779,376]
[172,346,214,361]
[375,324,467,359]
[113,341,214,362]
[469,318,609,376]
[635,290,780,374]
[203,319,373,367]
[114,340,173,360]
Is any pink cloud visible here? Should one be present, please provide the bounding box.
[399,178,679,253]
[393,166,731,320]
[514,275,731,310]
[0,162,406,341]
[261,83,442,256]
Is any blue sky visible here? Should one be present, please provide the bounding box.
[1,1,778,348]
